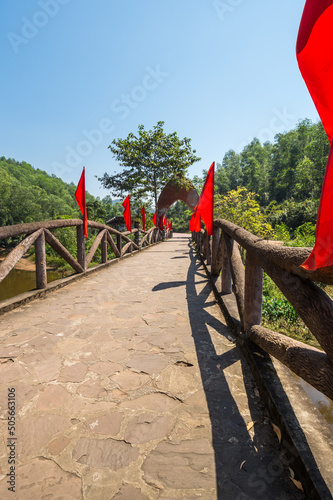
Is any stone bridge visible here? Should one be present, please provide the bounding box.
[0,233,333,499]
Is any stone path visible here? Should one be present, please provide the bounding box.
[0,234,304,499]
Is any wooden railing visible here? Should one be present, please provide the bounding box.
[193,219,333,401]
[0,219,171,292]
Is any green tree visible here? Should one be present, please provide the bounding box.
[215,150,242,195]
[240,139,272,206]
[98,121,201,211]
[167,201,192,233]
[215,186,272,238]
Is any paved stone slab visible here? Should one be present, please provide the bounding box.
[72,437,139,469]
[124,413,176,444]
[142,439,215,490]
[0,457,82,499]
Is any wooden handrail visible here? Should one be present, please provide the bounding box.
[0,220,171,296]
[193,221,333,402]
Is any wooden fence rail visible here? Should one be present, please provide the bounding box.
[0,219,171,292]
[193,219,333,401]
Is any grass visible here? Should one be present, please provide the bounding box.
[262,274,322,350]
[261,223,326,349]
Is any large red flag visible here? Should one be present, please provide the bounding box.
[75,167,88,238]
[197,162,214,236]
[297,1,333,270]
[159,214,164,230]
[296,0,333,142]
[122,195,132,232]
[163,216,167,229]
[152,212,157,226]
[141,205,146,231]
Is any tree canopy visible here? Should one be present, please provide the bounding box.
[0,157,119,230]
[98,121,201,211]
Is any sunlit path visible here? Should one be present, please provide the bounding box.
[0,235,304,499]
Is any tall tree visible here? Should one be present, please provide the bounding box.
[98,121,201,212]
[215,150,242,195]
[241,138,272,205]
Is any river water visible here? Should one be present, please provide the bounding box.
[0,268,62,302]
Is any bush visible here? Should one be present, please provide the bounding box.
[287,221,315,247]
[262,296,299,323]
[215,186,272,238]
[266,198,319,231]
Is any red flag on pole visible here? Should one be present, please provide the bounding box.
[152,212,157,226]
[189,205,201,233]
[141,205,146,231]
[122,195,132,232]
[159,214,164,230]
[197,162,214,236]
[168,220,172,231]
[297,1,333,270]
[163,216,167,229]
[75,167,88,238]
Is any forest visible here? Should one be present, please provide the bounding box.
[0,156,123,229]
[170,118,328,238]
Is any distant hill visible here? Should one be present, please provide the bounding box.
[0,156,120,228]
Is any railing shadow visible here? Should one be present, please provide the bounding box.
[185,243,306,499]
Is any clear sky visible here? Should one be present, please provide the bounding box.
[1,0,319,199]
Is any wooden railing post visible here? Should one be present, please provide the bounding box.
[117,234,122,256]
[101,231,108,263]
[35,230,47,289]
[203,232,211,265]
[211,226,222,276]
[244,251,263,332]
[134,222,140,248]
[224,232,245,328]
[221,230,232,294]
[77,225,86,271]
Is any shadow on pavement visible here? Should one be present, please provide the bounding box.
[184,243,305,500]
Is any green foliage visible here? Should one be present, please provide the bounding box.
[215,150,242,195]
[0,156,120,254]
[287,222,316,247]
[273,223,290,243]
[191,175,204,193]
[98,121,201,211]
[261,274,320,349]
[262,296,299,323]
[167,201,191,233]
[266,198,318,231]
[0,157,78,227]
[214,187,272,238]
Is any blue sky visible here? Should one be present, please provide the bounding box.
[1,0,319,199]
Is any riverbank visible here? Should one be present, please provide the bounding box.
[0,252,56,272]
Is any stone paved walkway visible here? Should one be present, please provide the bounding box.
[0,234,304,499]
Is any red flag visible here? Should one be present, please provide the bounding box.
[189,205,201,233]
[152,212,157,226]
[163,216,167,229]
[122,195,131,232]
[168,220,172,231]
[75,167,88,238]
[297,1,333,270]
[296,0,333,142]
[197,162,214,235]
[159,214,164,230]
[141,205,146,231]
